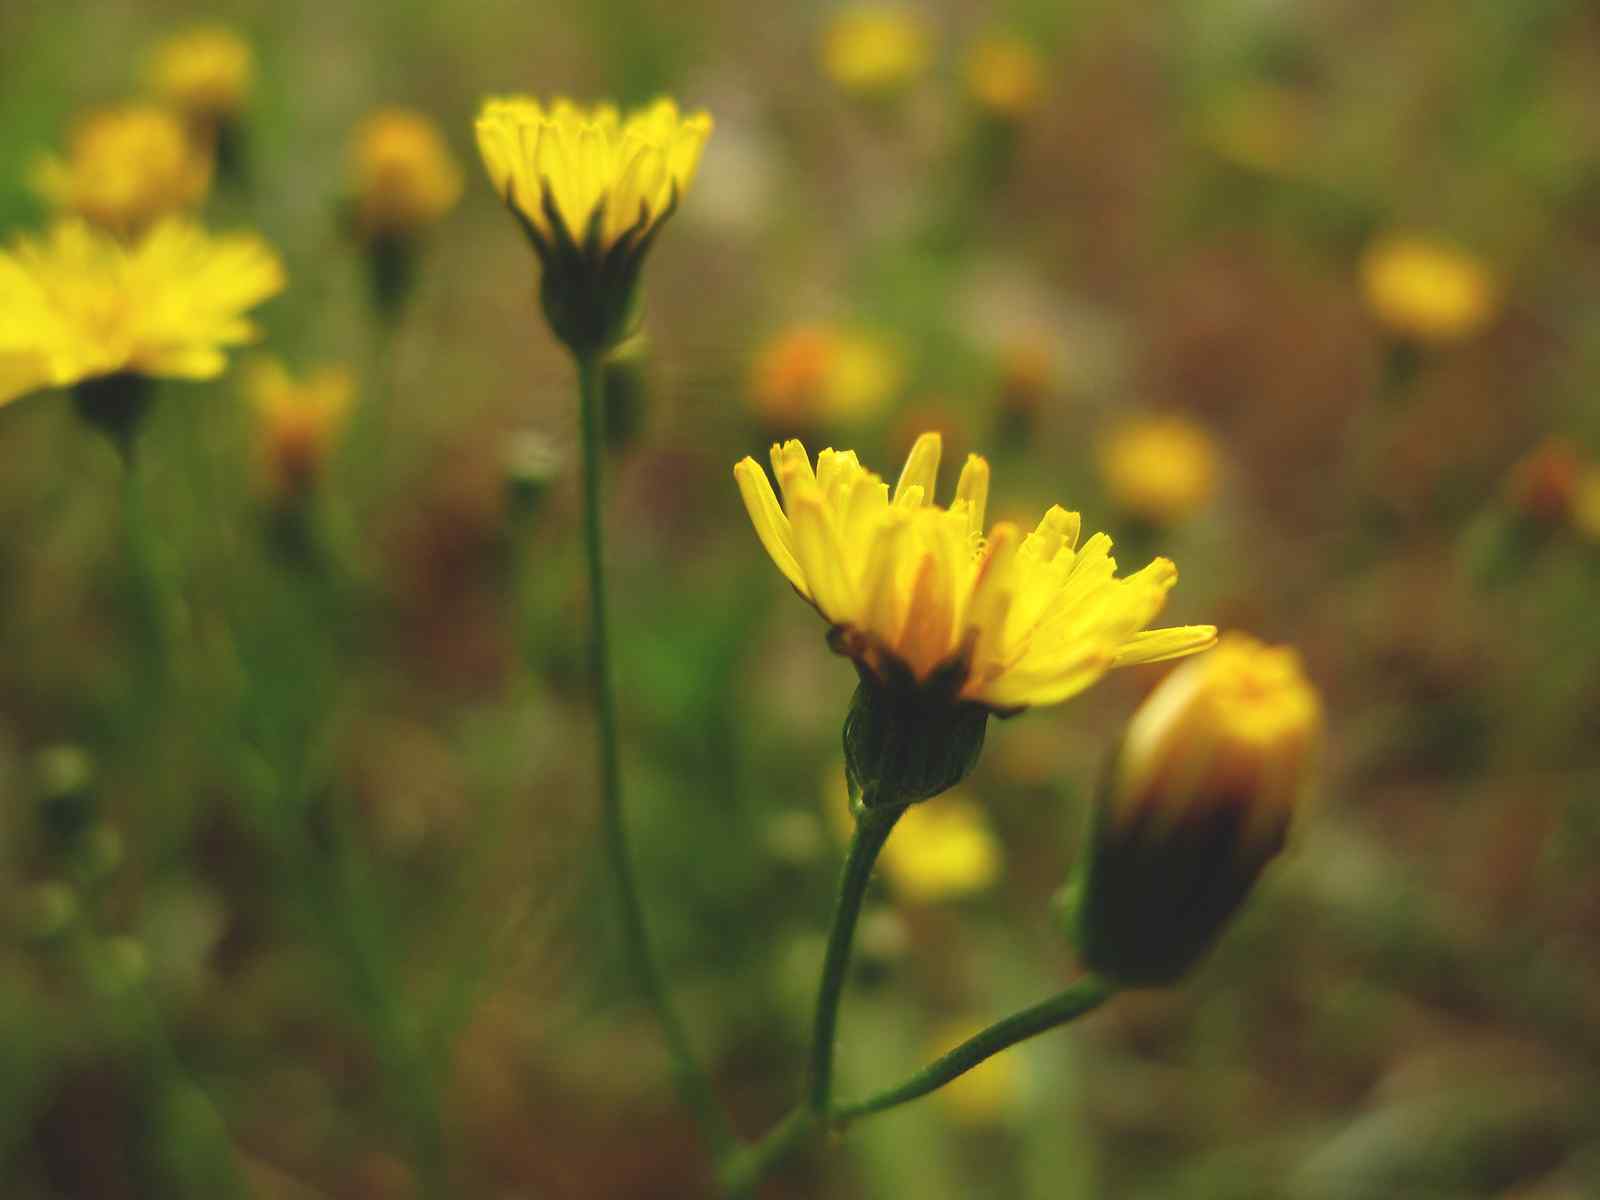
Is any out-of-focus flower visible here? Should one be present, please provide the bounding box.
[146,26,254,127]
[965,35,1044,120]
[1359,235,1500,344]
[1067,634,1321,985]
[1504,437,1581,527]
[1203,83,1309,176]
[503,428,562,514]
[880,792,1002,903]
[748,324,902,429]
[350,109,463,241]
[245,358,355,502]
[1098,414,1220,527]
[928,1019,1026,1124]
[1574,466,1600,542]
[475,95,712,352]
[996,338,1055,414]
[821,6,933,99]
[0,219,285,409]
[33,105,212,236]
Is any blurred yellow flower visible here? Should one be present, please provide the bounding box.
[33,105,212,236]
[0,219,285,406]
[821,6,933,98]
[928,1019,1024,1124]
[1574,466,1600,543]
[881,793,1002,903]
[734,433,1216,712]
[749,324,903,427]
[1359,235,1500,344]
[351,109,463,240]
[246,358,355,500]
[146,26,254,125]
[1098,414,1220,526]
[965,35,1044,119]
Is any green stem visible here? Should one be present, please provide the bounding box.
[574,351,735,1157]
[808,798,902,1114]
[718,1105,819,1198]
[832,975,1116,1123]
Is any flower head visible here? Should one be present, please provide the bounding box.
[246,358,355,501]
[474,95,711,351]
[1360,234,1499,344]
[146,26,255,125]
[350,109,463,241]
[33,105,212,236]
[0,219,285,408]
[1098,414,1220,526]
[822,6,933,98]
[965,35,1045,120]
[735,432,1216,714]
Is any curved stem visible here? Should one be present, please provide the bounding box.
[808,797,901,1114]
[574,351,735,1157]
[832,974,1115,1124]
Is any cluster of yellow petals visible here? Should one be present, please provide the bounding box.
[146,26,255,123]
[735,433,1216,712]
[350,108,464,239]
[245,357,355,499]
[1359,234,1500,344]
[965,35,1045,119]
[33,105,212,236]
[0,220,285,406]
[821,6,933,97]
[475,96,712,252]
[1098,414,1220,526]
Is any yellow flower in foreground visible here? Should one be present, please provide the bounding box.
[749,324,903,428]
[1360,235,1499,344]
[351,109,463,240]
[0,219,285,407]
[822,6,933,98]
[475,95,712,350]
[1098,414,1220,526]
[246,358,355,501]
[735,432,1216,713]
[146,26,255,124]
[965,35,1044,119]
[33,105,212,235]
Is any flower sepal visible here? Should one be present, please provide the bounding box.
[74,373,155,458]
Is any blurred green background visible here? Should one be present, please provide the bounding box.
[5,0,1600,1196]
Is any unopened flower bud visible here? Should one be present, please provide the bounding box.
[1064,634,1322,985]
[841,667,989,810]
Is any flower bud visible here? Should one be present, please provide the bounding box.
[841,667,989,810]
[1064,634,1322,985]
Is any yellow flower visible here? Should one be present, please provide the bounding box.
[33,105,212,236]
[1360,235,1500,344]
[1574,466,1600,543]
[1098,414,1220,526]
[928,1019,1025,1124]
[821,6,933,98]
[965,35,1044,120]
[749,324,902,428]
[474,95,712,350]
[246,358,355,500]
[146,26,255,124]
[735,432,1216,713]
[0,219,285,407]
[350,109,463,240]
[1070,634,1322,984]
[823,770,1000,902]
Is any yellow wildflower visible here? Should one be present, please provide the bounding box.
[246,358,355,501]
[1098,414,1220,526]
[929,1019,1025,1124]
[749,324,902,428]
[146,26,255,125]
[734,432,1216,713]
[881,793,1001,903]
[1359,235,1500,344]
[33,105,212,236]
[965,35,1044,120]
[474,95,712,350]
[821,6,933,98]
[0,219,285,407]
[350,109,463,240]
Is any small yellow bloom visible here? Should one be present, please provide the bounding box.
[33,105,212,236]
[1098,414,1220,526]
[475,95,711,350]
[965,35,1044,120]
[0,219,285,407]
[881,793,1002,903]
[735,433,1216,713]
[749,324,902,428]
[822,6,933,98]
[146,26,255,125]
[929,1019,1024,1124]
[1360,235,1500,344]
[246,358,355,501]
[350,109,463,240]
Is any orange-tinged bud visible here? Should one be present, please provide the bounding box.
[1066,634,1322,985]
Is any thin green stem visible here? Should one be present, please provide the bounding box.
[808,798,901,1114]
[832,974,1116,1123]
[718,1105,819,1198]
[574,351,736,1158]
